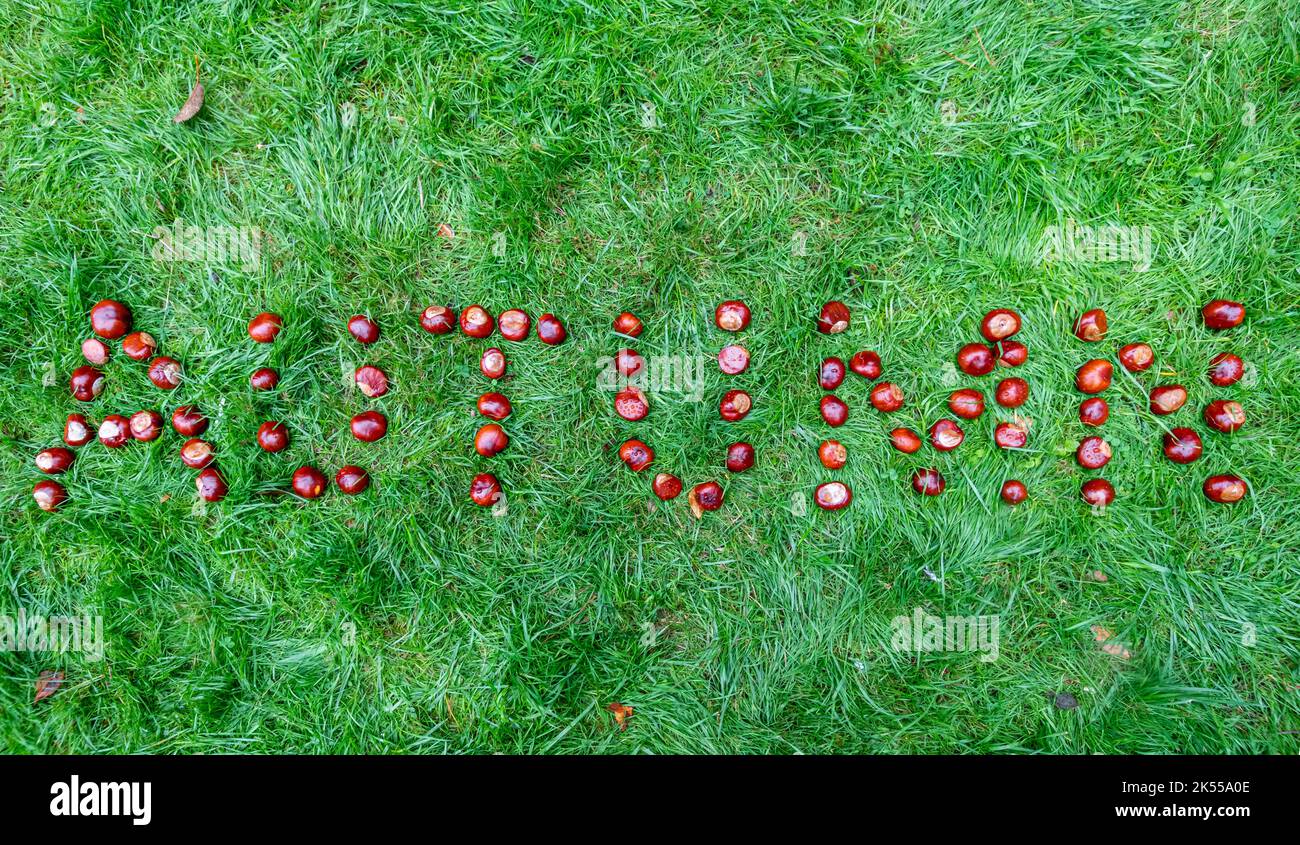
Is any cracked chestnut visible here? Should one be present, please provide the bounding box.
[1162,428,1202,464]
[1208,352,1244,386]
[869,382,904,412]
[33,480,68,512]
[1203,474,1247,503]
[335,466,370,494]
[815,481,852,510]
[618,438,653,471]
[1149,384,1187,415]
[291,466,328,499]
[70,366,104,402]
[257,421,290,452]
[720,389,753,422]
[98,415,130,448]
[1074,308,1107,342]
[248,312,282,343]
[475,423,509,457]
[498,309,530,341]
[819,357,846,390]
[90,299,131,339]
[1202,300,1244,330]
[956,343,996,376]
[1204,400,1245,433]
[355,365,389,398]
[948,389,985,420]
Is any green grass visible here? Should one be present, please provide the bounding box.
[1,0,1298,753]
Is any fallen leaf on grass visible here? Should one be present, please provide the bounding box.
[687,487,702,520]
[1091,625,1132,660]
[606,702,633,731]
[173,57,204,123]
[436,223,454,239]
[35,670,64,703]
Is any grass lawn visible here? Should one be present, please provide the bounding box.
[1,0,1298,754]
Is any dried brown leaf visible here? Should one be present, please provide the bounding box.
[173,82,204,123]
[687,488,702,520]
[606,702,633,730]
[35,670,64,703]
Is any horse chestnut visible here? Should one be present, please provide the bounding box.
[35,447,75,474]
[1207,352,1244,386]
[335,465,370,494]
[250,367,279,391]
[715,300,751,332]
[172,406,208,436]
[980,308,1021,342]
[82,338,110,365]
[1203,474,1247,503]
[350,411,386,443]
[1202,299,1244,330]
[291,466,328,499]
[849,350,881,379]
[615,348,644,379]
[64,414,92,447]
[1079,398,1109,427]
[911,468,945,496]
[1076,435,1112,469]
[256,420,290,452]
[498,309,530,341]
[720,389,753,422]
[949,389,985,420]
[998,340,1027,367]
[355,365,389,397]
[725,442,755,472]
[870,382,904,412]
[1080,478,1115,506]
[129,410,163,442]
[470,473,502,506]
[815,481,852,510]
[619,439,654,471]
[248,312,282,343]
[1076,359,1113,394]
[98,415,130,448]
[1074,308,1107,342]
[930,419,964,451]
[459,305,494,338]
[180,438,214,468]
[90,299,131,339]
[718,344,750,374]
[615,386,649,421]
[480,348,507,379]
[819,395,847,426]
[652,473,683,500]
[1149,384,1187,415]
[995,377,1029,408]
[614,312,643,337]
[420,305,456,334]
[994,422,1027,449]
[818,439,848,468]
[1118,343,1153,372]
[1000,479,1027,505]
[147,356,182,389]
[819,357,846,390]
[196,468,228,502]
[70,366,104,401]
[1204,400,1245,433]
[690,481,724,512]
[121,331,158,361]
[956,343,996,376]
[890,428,922,454]
[817,301,850,334]
[536,313,567,344]
[475,424,509,457]
[347,316,380,344]
[477,392,512,421]
[1162,428,1202,464]
[33,479,68,511]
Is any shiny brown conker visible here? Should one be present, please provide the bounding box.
[980,308,1021,342]
[129,410,163,442]
[890,428,922,454]
[90,299,131,339]
[180,437,214,468]
[459,305,494,338]
[718,344,750,374]
[1162,428,1203,464]
[497,309,530,342]
[250,367,279,390]
[98,415,130,448]
[614,386,649,421]
[930,419,965,451]
[480,347,507,379]
[248,312,282,343]
[911,468,945,496]
[815,481,852,510]
[1080,478,1114,506]
[715,300,751,332]
[35,447,75,474]
[64,414,93,448]
[720,389,753,422]
[121,331,158,361]
[355,365,389,398]
[995,377,1029,408]
[470,473,502,506]
[420,305,456,334]
[196,467,227,502]
[819,357,846,390]
[1202,300,1244,330]
[1149,384,1188,416]
[147,356,182,390]
[849,350,882,380]
[818,439,848,468]
[70,366,104,402]
[1000,480,1027,505]
[869,382,904,412]
[33,479,68,511]
[1204,399,1245,433]
[652,473,683,500]
[725,442,755,472]
[347,315,379,344]
[1074,308,1107,342]
[536,313,567,345]
[1076,435,1112,469]
[477,392,512,421]
[615,348,644,379]
[1203,474,1247,503]
[172,406,208,436]
[817,301,850,334]
[691,481,724,511]
[257,420,290,452]
[994,422,1027,449]
[291,465,328,499]
[1207,353,1244,387]
[350,411,387,442]
[335,465,370,494]
[475,423,509,457]
[998,340,1028,367]
[614,312,643,337]
[1079,398,1109,427]
[619,438,654,471]
[1118,343,1153,372]
[949,389,985,420]
[819,395,847,427]
[956,343,996,376]
[1076,359,1113,394]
